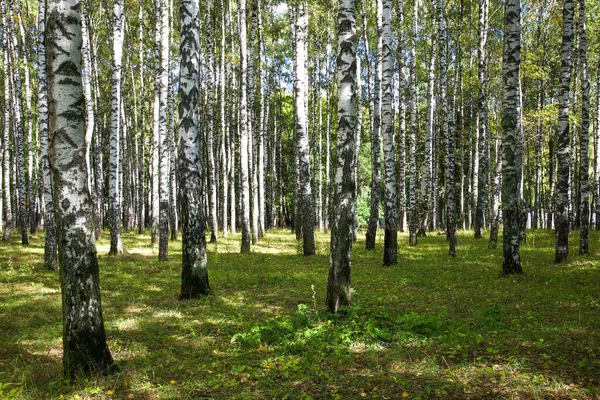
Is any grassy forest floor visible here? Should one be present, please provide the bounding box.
[0,228,599,399]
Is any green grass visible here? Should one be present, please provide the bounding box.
[1,228,599,399]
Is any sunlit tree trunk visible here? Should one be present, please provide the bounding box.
[220,0,229,238]
[474,0,489,239]
[327,0,357,314]
[179,0,210,299]
[294,2,315,255]
[239,0,251,253]
[108,0,125,255]
[151,0,161,246]
[578,0,590,255]
[138,4,146,235]
[46,0,114,378]
[555,0,574,263]
[408,0,418,246]
[395,0,406,232]
[488,135,502,249]
[37,0,57,269]
[257,0,266,238]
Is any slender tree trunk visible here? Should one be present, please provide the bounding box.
[2,4,13,241]
[474,0,489,239]
[327,0,357,314]
[37,0,57,269]
[408,0,418,246]
[239,0,251,253]
[578,0,590,255]
[151,0,161,246]
[294,3,315,255]
[138,4,146,235]
[381,0,397,264]
[501,0,524,274]
[596,63,600,230]
[488,134,502,249]
[108,0,125,256]
[257,0,266,238]
[158,0,170,260]
[555,0,574,263]
[395,0,406,232]
[46,0,114,378]
[220,0,229,238]
[366,0,383,250]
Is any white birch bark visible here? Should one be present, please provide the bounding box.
[46,0,113,377]
[408,0,418,246]
[108,0,125,255]
[239,0,251,253]
[158,0,170,260]
[2,3,13,241]
[578,0,590,255]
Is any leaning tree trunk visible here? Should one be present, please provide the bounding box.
[501,0,524,275]
[408,0,418,246]
[294,3,315,256]
[555,0,575,263]
[2,4,13,241]
[46,0,114,378]
[365,0,383,251]
[108,0,125,256]
[158,0,170,261]
[327,0,357,314]
[381,0,397,265]
[38,0,57,270]
[578,0,590,255]
[239,0,251,253]
[179,0,210,299]
[474,0,489,239]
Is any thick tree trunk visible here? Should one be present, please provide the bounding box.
[109,0,125,256]
[179,0,210,299]
[578,0,590,255]
[38,0,57,270]
[294,3,315,256]
[474,0,489,239]
[46,0,114,378]
[501,0,524,275]
[555,0,574,263]
[327,0,357,314]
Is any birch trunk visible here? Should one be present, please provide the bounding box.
[239,0,252,253]
[138,5,146,234]
[2,4,13,241]
[578,0,590,255]
[474,0,489,239]
[38,0,57,269]
[220,0,229,238]
[294,3,315,255]
[158,0,170,260]
[46,0,114,378]
[151,0,161,246]
[381,0,397,264]
[108,0,125,255]
[555,0,574,263]
[327,0,357,314]
[365,0,383,251]
[408,0,418,246]
[179,0,210,299]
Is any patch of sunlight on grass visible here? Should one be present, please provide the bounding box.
[114,318,140,331]
[153,310,183,319]
[349,341,387,353]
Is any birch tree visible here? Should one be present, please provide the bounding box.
[474,0,489,239]
[46,0,114,377]
[108,0,125,255]
[327,0,357,314]
[501,0,523,274]
[381,0,397,265]
[159,0,170,260]
[408,0,418,246]
[578,0,589,255]
[555,0,574,263]
[38,0,57,269]
[239,0,252,253]
[2,3,13,241]
[179,0,210,299]
[294,2,315,256]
